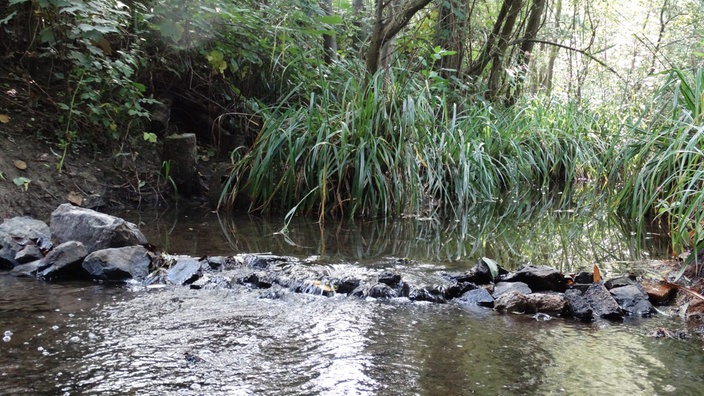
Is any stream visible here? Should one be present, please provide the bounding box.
[1,203,703,395]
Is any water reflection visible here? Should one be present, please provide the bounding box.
[117,197,668,273]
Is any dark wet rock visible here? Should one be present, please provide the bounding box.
[241,272,273,288]
[501,265,567,292]
[409,286,446,303]
[451,257,507,285]
[650,327,687,339]
[9,260,42,277]
[39,241,88,280]
[15,244,43,264]
[573,271,594,284]
[564,288,593,321]
[204,256,228,270]
[610,284,654,317]
[82,246,151,281]
[605,275,638,290]
[493,281,532,298]
[583,283,623,320]
[444,281,478,299]
[456,288,494,308]
[378,271,402,288]
[336,278,362,295]
[50,204,147,253]
[167,257,203,285]
[0,216,50,269]
[368,283,397,299]
[494,291,570,315]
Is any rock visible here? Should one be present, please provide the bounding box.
[641,281,677,305]
[378,271,402,288]
[501,265,567,292]
[82,246,151,281]
[14,244,43,264]
[564,288,593,321]
[494,291,569,315]
[39,241,88,280]
[493,281,532,298]
[190,275,232,290]
[572,271,594,284]
[336,278,361,295]
[368,283,397,299]
[610,284,654,317]
[241,272,273,288]
[408,286,446,303]
[444,281,477,299]
[9,260,42,277]
[451,257,507,285]
[494,291,529,313]
[243,254,286,270]
[456,288,494,308]
[583,283,623,320]
[50,204,147,253]
[167,257,202,285]
[0,216,50,269]
[605,275,638,290]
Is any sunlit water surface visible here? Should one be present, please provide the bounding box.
[1,205,701,395]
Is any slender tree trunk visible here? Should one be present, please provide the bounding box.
[321,0,338,64]
[436,0,466,78]
[507,0,547,103]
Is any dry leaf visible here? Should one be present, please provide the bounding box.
[0,114,9,123]
[67,191,83,206]
[593,264,602,283]
[13,159,27,170]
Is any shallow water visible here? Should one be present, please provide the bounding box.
[1,275,702,395]
[1,206,699,395]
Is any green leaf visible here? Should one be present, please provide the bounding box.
[317,15,343,25]
[13,177,30,191]
[481,257,500,280]
[143,132,158,143]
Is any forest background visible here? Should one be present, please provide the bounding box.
[1,0,703,259]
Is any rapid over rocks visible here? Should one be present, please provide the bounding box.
[0,204,673,323]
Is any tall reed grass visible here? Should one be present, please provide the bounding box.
[610,68,704,254]
[221,64,611,221]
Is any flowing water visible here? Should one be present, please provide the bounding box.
[1,203,703,395]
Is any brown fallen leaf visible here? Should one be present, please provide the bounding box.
[13,159,27,170]
[67,191,83,206]
[0,114,9,123]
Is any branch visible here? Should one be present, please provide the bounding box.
[380,0,433,41]
[509,38,624,80]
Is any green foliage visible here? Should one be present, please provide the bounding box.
[610,67,704,253]
[221,60,609,220]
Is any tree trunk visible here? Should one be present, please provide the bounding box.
[507,0,547,103]
[365,0,434,76]
[436,0,466,79]
[321,0,338,64]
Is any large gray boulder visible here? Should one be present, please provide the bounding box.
[83,246,152,281]
[0,216,50,269]
[167,256,202,285]
[584,283,623,320]
[50,204,147,253]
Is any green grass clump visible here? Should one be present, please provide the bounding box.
[610,68,704,254]
[220,65,611,221]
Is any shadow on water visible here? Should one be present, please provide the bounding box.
[118,190,669,273]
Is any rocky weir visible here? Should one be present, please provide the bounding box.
[0,204,677,323]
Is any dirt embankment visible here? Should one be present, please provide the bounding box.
[0,87,165,221]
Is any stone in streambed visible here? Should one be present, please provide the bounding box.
[493,281,532,298]
[501,265,567,292]
[583,283,623,320]
[38,241,88,280]
[167,257,202,285]
[0,216,50,269]
[82,246,151,281]
[456,288,494,308]
[610,284,654,317]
